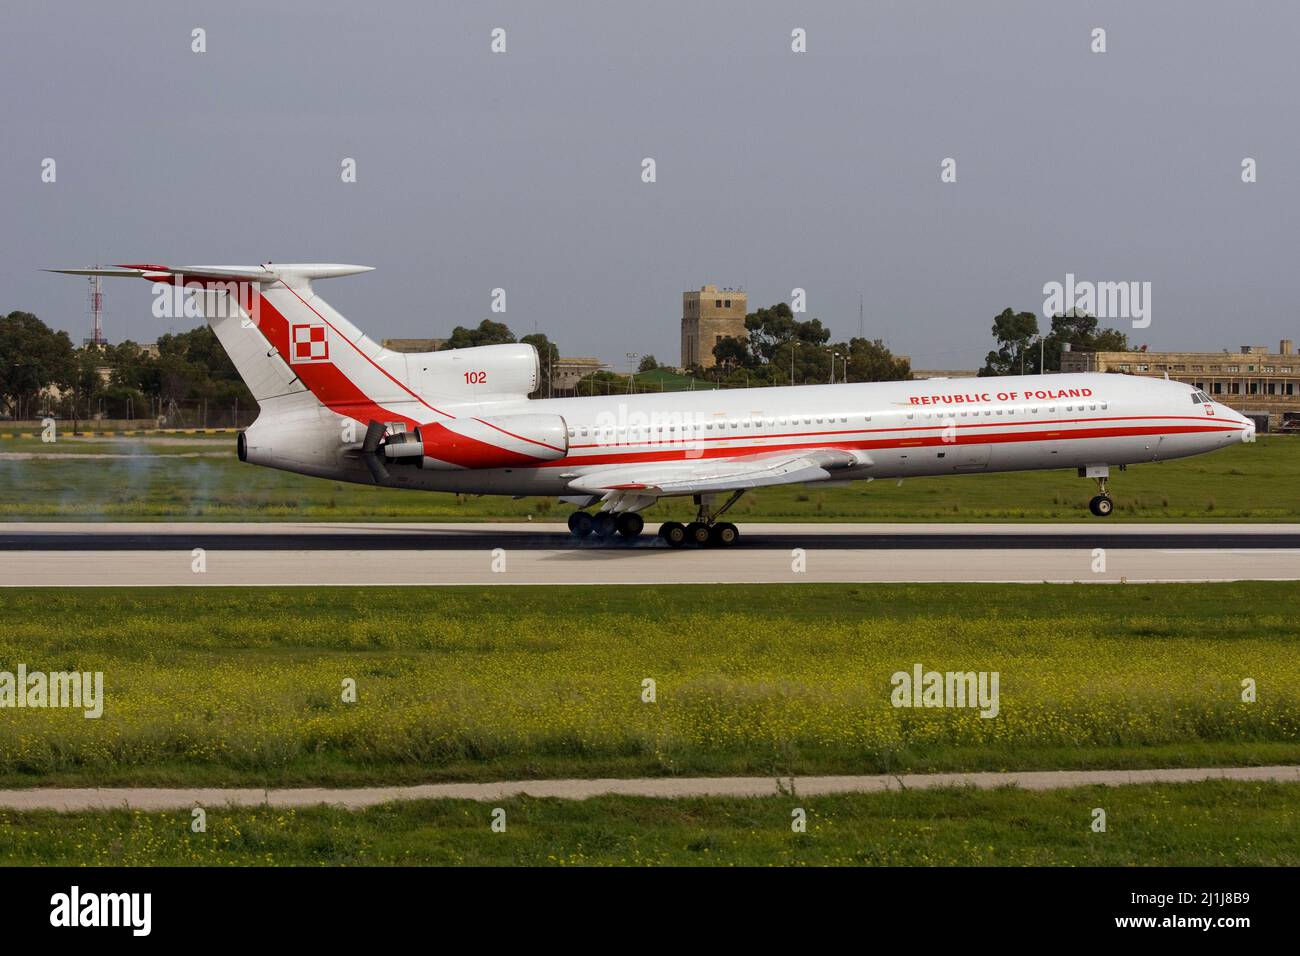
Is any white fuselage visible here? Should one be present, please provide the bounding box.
[243,372,1254,498]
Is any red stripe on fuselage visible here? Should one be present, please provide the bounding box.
[473,417,567,454]
[566,414,1240,450]
[270,282,453,420]
[247,289,418,428]
[535,422,1241,469]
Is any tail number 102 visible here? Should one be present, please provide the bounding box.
[464,371,487,385]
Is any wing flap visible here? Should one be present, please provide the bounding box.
[568,448,863,496]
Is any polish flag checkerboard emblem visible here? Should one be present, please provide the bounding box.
[290,324,329,364]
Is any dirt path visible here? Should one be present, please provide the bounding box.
[1,765,1296,812]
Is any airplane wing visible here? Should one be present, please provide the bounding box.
[566,447,865,497]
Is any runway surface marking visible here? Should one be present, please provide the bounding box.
[2,765,1296,811]
[4,523,1299,585]
[4,521,1300,552]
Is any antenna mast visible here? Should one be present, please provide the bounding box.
[86,268,107,346]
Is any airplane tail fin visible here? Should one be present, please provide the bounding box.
[46,263,445,427]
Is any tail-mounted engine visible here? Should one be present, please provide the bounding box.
[360,414,568,481]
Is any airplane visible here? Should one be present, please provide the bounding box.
[49,263,1256,547]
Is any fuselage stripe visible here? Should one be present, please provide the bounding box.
[538,422,1242,469]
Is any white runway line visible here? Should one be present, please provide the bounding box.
[5,523,1300,585]
[3,547,1300,586]
[1,765,1296,812]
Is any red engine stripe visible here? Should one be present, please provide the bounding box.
[420,422,548,469]
[472,417,566,453]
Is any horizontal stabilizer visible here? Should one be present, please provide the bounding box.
[45,263,374,283]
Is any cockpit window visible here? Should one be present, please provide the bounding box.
[1191,390,1212,404]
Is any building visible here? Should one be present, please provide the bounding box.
[1061,340,1300,432]
[552,357,608,390]
[912,368,977,380]
[381,338,446,353]
[681,285,747,369]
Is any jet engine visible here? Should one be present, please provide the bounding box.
[363,414,568,478]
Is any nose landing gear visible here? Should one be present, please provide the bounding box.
[1088,494,1114,517]
[1080,465,1114,517]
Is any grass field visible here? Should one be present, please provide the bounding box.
[0,781,1295,865]
[1,583,1296,788]
[0,432,1297,521]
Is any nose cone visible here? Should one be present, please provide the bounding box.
[1217,404,1255,442]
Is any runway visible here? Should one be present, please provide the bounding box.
[1,765,1296,812]
[2,522,1299,585]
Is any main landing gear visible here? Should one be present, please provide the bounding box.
[566,491,746,547]
[658,491,744,548]
[1080,465,1115,517]
[567,509,644,541]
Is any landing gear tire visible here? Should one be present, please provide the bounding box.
[685,522,711,546]
[592,512,618,538]
[1089,495,1114,517]
[615,512,644,540]
[568,511,593,537]
[659,521,687,547]
[710,522,739,547]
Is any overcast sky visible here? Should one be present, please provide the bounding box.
[2,1,1296,370]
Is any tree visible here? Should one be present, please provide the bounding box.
[979,308,1040,376]
[1039,310,1131,373]
[0,311,75,418]
[844,337,911,382]
[743,303,831,365]
[1090,326,1130,353]
[979,307,1131,376]
[445,319,515,350]
[711,335,750,369]
[519,332,560,397]
[637,354,659,373]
